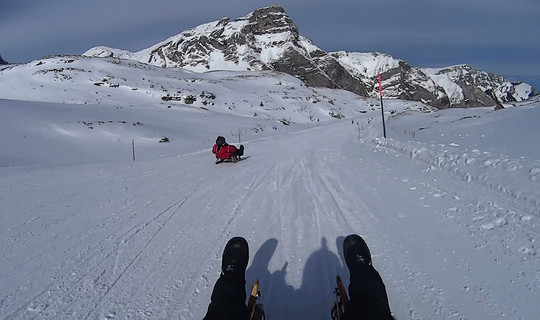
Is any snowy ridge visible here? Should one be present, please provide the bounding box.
[330,51,401,79]
[81,46,138,60]
[422,65,535,106]
[85,5,313,72]
[0,55,361,123]
[82,6,536,109]
[332,51,536,108]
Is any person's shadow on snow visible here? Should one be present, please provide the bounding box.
[246,237,347,319]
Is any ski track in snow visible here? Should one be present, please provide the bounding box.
[1,122,539,319]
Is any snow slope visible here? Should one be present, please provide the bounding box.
[0,55,364,124]
[1,93,539,319]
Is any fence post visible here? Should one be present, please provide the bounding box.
[378,72,387,138]
[132,139,136,161]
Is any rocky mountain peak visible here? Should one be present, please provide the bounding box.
[0,55,8,65]
[82,7,535,109]
[101,5,369,94]
[245,5,299,36]
[135,5,303,72]
[422,64,535,107]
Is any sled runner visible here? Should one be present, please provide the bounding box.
[247,279,265,320]
[331,275,348,320]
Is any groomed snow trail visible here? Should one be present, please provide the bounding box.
[1,122,538,319]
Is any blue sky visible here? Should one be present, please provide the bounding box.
[1,0,539,87]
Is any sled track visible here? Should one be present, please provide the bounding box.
[81,194,192,319]
[4,191,192,320]
[178,164,280,318]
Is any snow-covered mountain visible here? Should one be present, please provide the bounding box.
[84,6,367,97]
[422,64,537,108]
[82,5,536,109]
[1,7,540,317]
[331,51,536,108]
[0,54,370,123]
[332,51,450,108]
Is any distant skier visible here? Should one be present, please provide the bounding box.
[203,235,393,320]
[212,136,244,164]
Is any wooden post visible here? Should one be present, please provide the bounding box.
[378,72,387,138]
[132,139,135,161]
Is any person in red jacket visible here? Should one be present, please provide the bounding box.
[212,136,244,164]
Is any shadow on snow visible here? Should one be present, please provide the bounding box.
[246,237,348,319]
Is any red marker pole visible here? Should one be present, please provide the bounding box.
[378,72,387,138]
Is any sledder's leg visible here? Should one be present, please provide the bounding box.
[203,237,249,320]
[343,234,393,320]
[231,145,244,163]
[203,276,247,320]
[345,264,392,319]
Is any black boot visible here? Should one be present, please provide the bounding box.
[342,235,394,319]
[204,237,249,320]
[221,237,249,282]
[343,234,372,272]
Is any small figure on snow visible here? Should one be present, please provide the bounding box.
[212,136,244,164]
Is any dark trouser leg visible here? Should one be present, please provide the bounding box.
[344,264,393,320]
[203,275,248,320]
